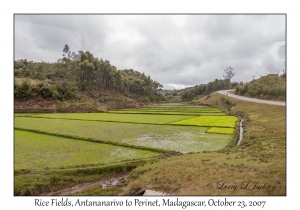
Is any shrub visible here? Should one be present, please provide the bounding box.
[53,82,79,101]
[38,83,53,99]
[14,79,32,98]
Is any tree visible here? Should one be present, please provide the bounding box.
[78,59,95,90]
[62,44,80,61]
[281,69,286,79]
[223,67,235,81]
[71,52,81,61]
[62,44,70,58]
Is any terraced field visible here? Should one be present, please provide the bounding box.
[14,104,238,195]
[17,113,196,124]
[109,107,226,116]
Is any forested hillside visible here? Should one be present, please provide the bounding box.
[235,72,286,101]
[179,71,286,102]
[14,49,166,112]
[180,79,238,101]
[235,73,286,101]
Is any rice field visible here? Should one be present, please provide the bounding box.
[19,113,196,124]
[14,106,236,157]
[109,110,226,116]
[15,130,160,170]
[14,117,233,153]
[113,107,224,113]
[170,116,238,127]
[105,106,225,116]
[14,104,238,195]
[206,127,235,135]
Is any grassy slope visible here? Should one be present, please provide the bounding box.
[14,161,144,196]
[120,92,286,195]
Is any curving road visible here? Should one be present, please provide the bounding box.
[217,90,286,106]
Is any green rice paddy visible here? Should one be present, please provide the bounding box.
[109,111,225,116]
[115,107,224,113]
[170,116,238,127]
[14,107,236,154]
[108,107,226,116]
[20,113,195,124]
[14,117,232,153]
[206,127,235,135]
[14,106,237,155]
[15,130,160,170]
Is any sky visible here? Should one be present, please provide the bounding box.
[14,14,286,90]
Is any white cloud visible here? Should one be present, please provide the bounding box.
[14,14,286,88]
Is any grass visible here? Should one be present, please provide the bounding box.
[121,151,285,196]
[14,130,160,171]
[68,185,121,196]
[17,113,195,124]
[170,116,238,127]
[14,118,233,153]
[14,161,144,196]
[206,127,235,135]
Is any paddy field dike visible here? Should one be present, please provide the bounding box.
[14,103,239,196]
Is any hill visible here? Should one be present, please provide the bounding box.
[14,52,167,112]
[235,73,286,101]
[178,73,286,103]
